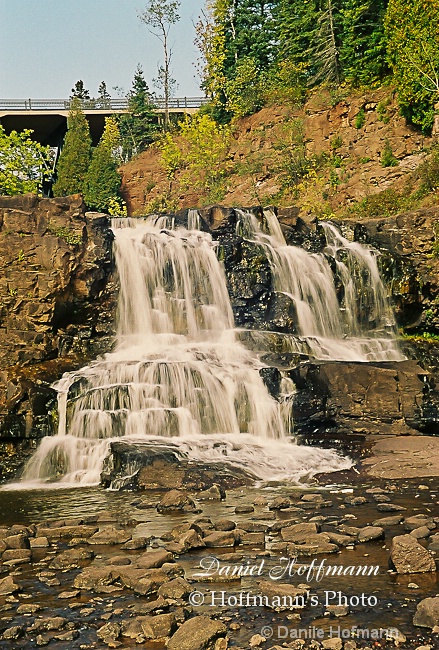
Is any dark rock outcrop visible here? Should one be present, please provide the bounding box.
[0,195,116,479]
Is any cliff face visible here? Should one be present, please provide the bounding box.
[120,88,432,216]
[1,196,439,481]
[0,195,116,479]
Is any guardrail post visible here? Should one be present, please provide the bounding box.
[29,98,32,110]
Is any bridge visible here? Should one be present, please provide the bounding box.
[0,97,208,146]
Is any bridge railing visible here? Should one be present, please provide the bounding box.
[0,97,209,111]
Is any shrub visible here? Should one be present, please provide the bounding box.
[354,108,366,129]
[380,140,399,167]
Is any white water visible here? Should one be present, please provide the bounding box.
[237,210,403,362]
[16,209,403,488]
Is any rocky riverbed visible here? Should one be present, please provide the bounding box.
[0,473,437,650]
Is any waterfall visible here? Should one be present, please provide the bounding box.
[17,209,402,488]
[237,210,403,362]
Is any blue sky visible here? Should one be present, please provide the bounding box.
[0,0,205,99]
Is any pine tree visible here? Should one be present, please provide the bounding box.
[340,0,389,87]
[70,80,91,100]
[97,81,112,108]
[385,0,439,132]
[52,98,92,197]
[83,117,122,212]
[118,66,158,160]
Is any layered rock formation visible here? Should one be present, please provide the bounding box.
[0,195,116,479]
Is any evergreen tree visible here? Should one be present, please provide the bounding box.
[97,81,111,108]
[83,117,122,212]
[119,66,158,160]
[340,0,389,87]
[53,98,92,197]
[70,80,91,100]
[385,0,439,132]
[196,0,280,120]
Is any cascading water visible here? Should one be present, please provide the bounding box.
[17,209,402,488]
[237,210,404,362]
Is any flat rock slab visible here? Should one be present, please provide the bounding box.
[167,615,226,650]
[362,436,439,479]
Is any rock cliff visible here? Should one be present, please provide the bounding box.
[0,195,116,479]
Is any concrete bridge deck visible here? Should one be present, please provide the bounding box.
[0,97,207,145]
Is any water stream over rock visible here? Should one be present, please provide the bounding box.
[17,211,404,488]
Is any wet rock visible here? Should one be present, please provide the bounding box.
[390,534,436,573]
[49,547,94,569]
[259,581,308,610]
[97,621,122,646]
[280,523,319,542]
[376,503,407,512]
[326,604,349,617]
[372,515,404,526]
[177,529,206,551]
[108,556,132,566]
[141,613,177,640]
[4,533,30,549]
[136,549,174,569]
[2,548,31,563]
[58,590,80,599]
[88,526,132,545]
[167,615,227,650]
[203,531,236,548]
[30,617,67,633]
[405,515,436,531]
[322,639,343,650]
[0,575,19,595]
[196,485,225,501]
[2,625,24,640]
[269,496,292,510]
[357,526,385,543]
[250,634,266,647]
[215,519,236,531]
[344,496,367,505]
[121,537,150,550]
[413,597,439,628]
[296,537,339,555]
[157,489,198,513]
[235,505,254,514]
[239,531,265,545]
[158,577,191,599]
[410,526,432,539]
[30,536,50,548]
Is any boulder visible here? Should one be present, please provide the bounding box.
[167,615,227,650]
[413,597,439,628]
[157,490,198,513]
[389,534,436,573]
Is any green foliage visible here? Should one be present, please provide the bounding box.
[0,125,52,196]
[380,140,399,167]
[330,134,343,150]
[354,108,365,128]
[48,223,83,246]
[377,97,391,122]
[196,0,281,121]
[83,117,123,212]
[274,118,315,194]
[339,0,389,86]
[385,0,439,132]
[53,99,92,197]
[159,113,231,200]
[417,144,439,193]
[349,187,412,218]
[70,80,90,100]
[225,57,264,118]
[118,66,159,160]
